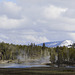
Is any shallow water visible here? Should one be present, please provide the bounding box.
[0,64,50,68]
[0,63,75,68]
[66,66,75,68]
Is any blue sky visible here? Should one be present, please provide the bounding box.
[0,0,75,45]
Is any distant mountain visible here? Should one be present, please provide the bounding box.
[38,40,73,47]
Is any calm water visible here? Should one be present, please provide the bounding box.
[0,64,50,68]
[66,66,75,68]
[0,64,75,68]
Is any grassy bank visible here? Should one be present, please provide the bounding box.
[0,67,75,75]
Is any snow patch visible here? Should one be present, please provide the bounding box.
[59,40,73,47]
[38,40,73,47]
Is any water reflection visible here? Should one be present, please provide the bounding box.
[0,63,75,68]
[66,66,75,68]
[0,64,50,68]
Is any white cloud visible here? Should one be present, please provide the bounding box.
[56,17,75,31]
[43,5,67,19]
[22,35,50,44]
[0,34,8,39]
[0,1,22,19]
[0,15,27,29]
[69,33,75,41]
[0,0,75,44]
[0,39,3,42]
[63,9,75,18]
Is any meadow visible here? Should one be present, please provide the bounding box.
[0,67,75,75]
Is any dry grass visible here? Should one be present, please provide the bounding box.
[0,67,75,75]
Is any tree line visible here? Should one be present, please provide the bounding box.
[0,42,75,66]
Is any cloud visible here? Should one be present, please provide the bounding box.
[0,29,50,44]
[22,35,50,44]
[0,1,22,19]
[0,34,8,39]
[43,5,67,19]
[0,0,75,44]
[0,39,3,42]
[69,33,75,41]
[63,9,75,18]
[0,15,27,29]
[56,17,75,31]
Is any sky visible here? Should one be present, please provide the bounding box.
[0,0,75,45]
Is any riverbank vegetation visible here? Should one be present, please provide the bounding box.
[0,42,75,66]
